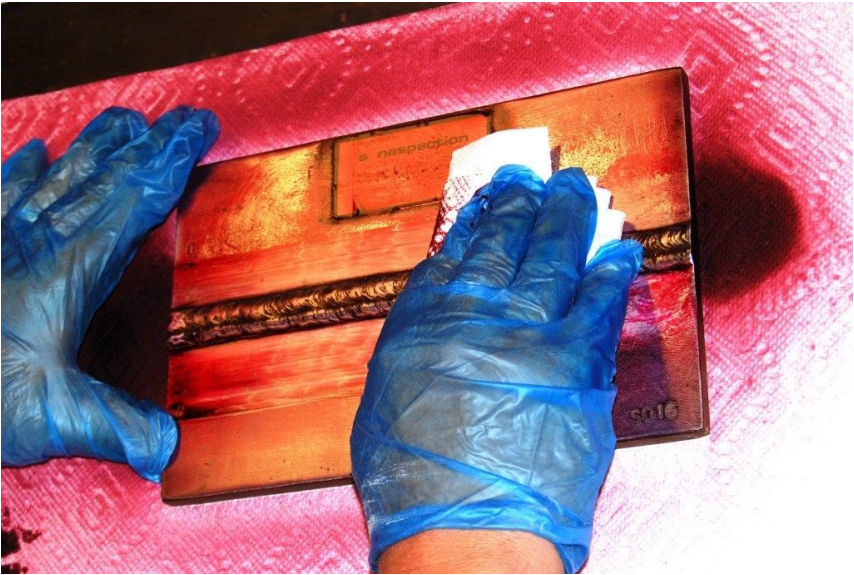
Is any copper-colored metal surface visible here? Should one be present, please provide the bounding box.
[165,395,363,499]
[173,143,441,308]
[492,69,692,231]
[169,319,383,420]
[163,68,707,502]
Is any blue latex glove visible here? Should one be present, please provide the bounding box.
[1,106,220,482]
[351,165,643,572]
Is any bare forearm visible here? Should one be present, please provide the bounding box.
[379,529,564,574]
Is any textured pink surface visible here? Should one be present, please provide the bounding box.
[2,3,852,572]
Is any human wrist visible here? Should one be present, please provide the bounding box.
[379,529,563,574]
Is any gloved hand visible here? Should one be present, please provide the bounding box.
[1,106,220,482]
[351,165,642,572]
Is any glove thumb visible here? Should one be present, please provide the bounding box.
[1,367,178,482]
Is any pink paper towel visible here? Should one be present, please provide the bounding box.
[2,3,851,572]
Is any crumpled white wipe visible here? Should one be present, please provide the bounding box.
[441,127,626,264]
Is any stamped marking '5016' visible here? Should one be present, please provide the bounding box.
[630,400,679,423]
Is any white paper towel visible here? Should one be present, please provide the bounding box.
[433,127,626,263]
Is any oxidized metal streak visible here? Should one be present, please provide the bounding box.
[169,223,691,350]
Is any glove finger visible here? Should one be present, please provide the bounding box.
[42,108,219,313]
[450,165,546,288]
[102,105,218,171]
[42,106,204,229]
[558,240,642,388]
[46,107,219,242]
[407,196,485,288]
[10,108,148,225]
[12,108,195,265]
[508,168,597,322]
[97,108,220,276]
[1,139,48,219]
[98,107,219,237]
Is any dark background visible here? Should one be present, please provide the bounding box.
[1,2,449,99]
[0,1,446,409]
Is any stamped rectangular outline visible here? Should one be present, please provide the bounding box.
[332,112,491,218]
